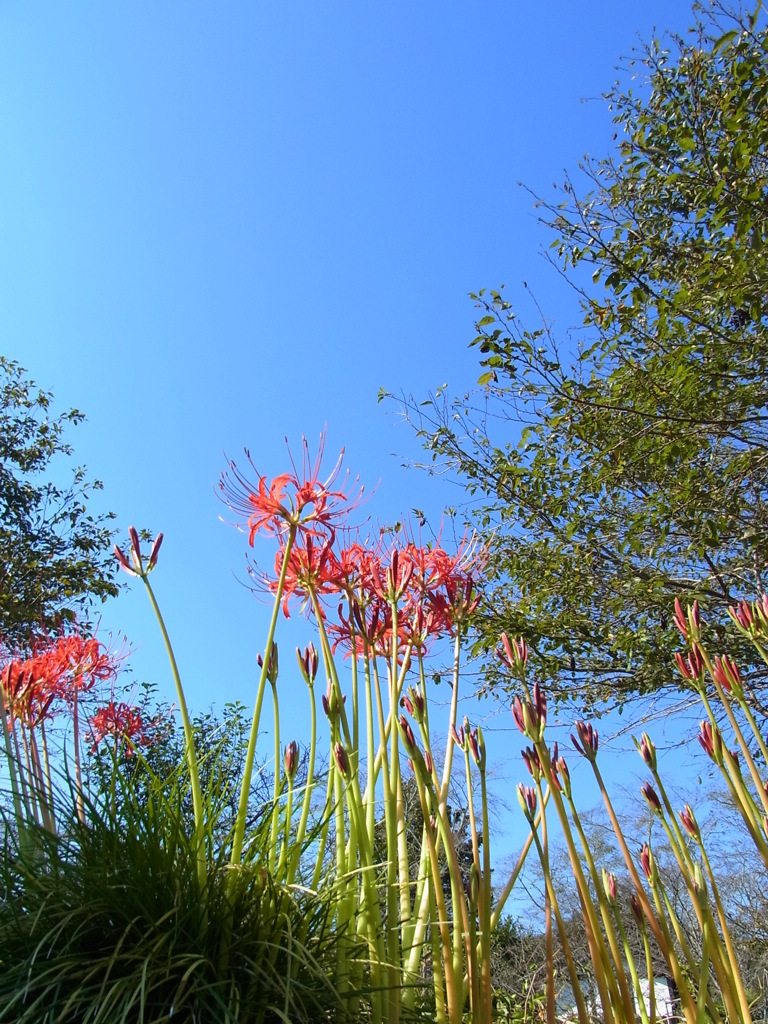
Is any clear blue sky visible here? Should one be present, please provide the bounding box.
[1,1,700,860]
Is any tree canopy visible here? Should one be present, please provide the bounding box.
[390,4,768,706]
[0,357,119,645]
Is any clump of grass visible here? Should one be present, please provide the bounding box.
[0,754,342,1024]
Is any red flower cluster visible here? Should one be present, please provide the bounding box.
[1,633,118,727]
[287,533,486,658]
[89,700,151,754]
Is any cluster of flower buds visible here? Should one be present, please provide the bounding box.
[512,683,547,741]
[571,720,599,762]
[639,842,656,882]
[673,597,701,644]
[257,643,279,685]
[322,679,346,721]
[114,526,164,579]
[499,633,528,676]
[553,753,571,798]
[674,644,704,683]
[698,720,724,767]
[636,732,657,771]
[728,595,768,640]
[296,643,319,686]
[679,805,699,840]
[711,655,745,700]
[517,783,538,822]
[400,686,425,723]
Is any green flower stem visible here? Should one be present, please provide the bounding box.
[612,904,649,1024]
[230,523,296,869]
[268,680,281,874]
[490,794,544,928]
[38,719,56,832]
[438,632,462,808]
[528,816,592,1024]
[590,759,698,1024]
[411,768,460,1024]
[565,792,635,1022]
[287,684,317,886]
[697,915,711,1024]
[537,747,616,1022]
[363,650,376,843]
[0,684,28,838]
[652,809,736,1013]
[142,573,207,892]
[310,766,335,893]
[700,843,751,1024]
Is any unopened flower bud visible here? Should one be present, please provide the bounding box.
[572,721,599,761]
[284,740,299,779]
[679,805,699,839]
[114,545,139,577]
[334,742,350,777]
[399,714,417,753]
[602,869,617,904]
[630,893,644,927]
[640,843,656,882]
[148,532,164,570]
[517,783,537,822]
[636,732,657,771]
[641,782,663,815]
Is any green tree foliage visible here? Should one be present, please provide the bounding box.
[393,4,768,704]
[0,357,118,644]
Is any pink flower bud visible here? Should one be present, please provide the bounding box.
[679,805,699,839]
[114,545,139,577]
[284,740,299,779]
[148,533,164,569]
[334,742,350,777]
[572,721,599,761]
[641,782,663,814]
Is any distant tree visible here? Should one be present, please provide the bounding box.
[390,4,768,706]
[0,357,118,645]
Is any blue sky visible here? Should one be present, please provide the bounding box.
[1,1,701,861]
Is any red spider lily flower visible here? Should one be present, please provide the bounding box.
[641,782,663,814]
[572,720,599,761]
[712,655,744,699]
[427,575,480,632]
[89,701,150,754]
[673,598,701,642]
[220,433,363,544]
[674,645,704,682]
